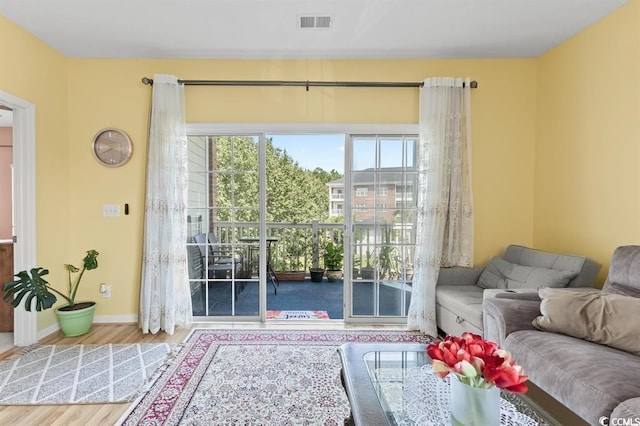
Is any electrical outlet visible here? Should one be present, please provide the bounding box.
[102,204,121,217]
[100,283,111,298]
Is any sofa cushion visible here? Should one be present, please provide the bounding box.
[502,244,600,288]
[605,245,640,292]
[532,288,640,355]
[503,329,640,425]
[435,285,484,329]
[477,257,577,290]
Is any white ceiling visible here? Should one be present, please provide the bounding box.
[0,0,629,60]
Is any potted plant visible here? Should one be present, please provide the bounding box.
[309,266,325,282]
[379,225,400,279]
[352,256,361,279]
[323,241,343,282]
[309,237,325,282]
[361,250,376,280]
[273,240,306,281]
[3,249,100,337]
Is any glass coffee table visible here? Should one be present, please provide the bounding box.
[337,343,559,426]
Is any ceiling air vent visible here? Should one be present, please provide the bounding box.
[299,15,332,29]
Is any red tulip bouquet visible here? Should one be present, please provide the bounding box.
[426,332,528,393]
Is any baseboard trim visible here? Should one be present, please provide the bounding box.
[37,323,60,340]
[37,315,139,341]
[94,314,138,324]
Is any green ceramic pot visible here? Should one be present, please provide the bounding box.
[55,301,96,337]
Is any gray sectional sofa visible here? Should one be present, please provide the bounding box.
[436,244,600,336]
[484,245,640,425]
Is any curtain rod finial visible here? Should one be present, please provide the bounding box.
[142,77,153,85]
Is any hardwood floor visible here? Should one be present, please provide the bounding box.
[0,322,586,426]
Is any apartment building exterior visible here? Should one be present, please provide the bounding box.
[326,167,414,222]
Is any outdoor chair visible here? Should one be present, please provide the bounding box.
[194,232,243,278]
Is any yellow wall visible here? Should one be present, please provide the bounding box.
[0,16,70,329]
[65,58,537,317]
[3,14,539,324]
[8,1,638,324]
[535,0,640,284]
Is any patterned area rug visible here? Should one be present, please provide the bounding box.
[0,343,175,405]
[266,310,330,319]
[119,328,431,425]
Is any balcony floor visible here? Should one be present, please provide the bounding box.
[194,278,344,319]
[193,277,411,320]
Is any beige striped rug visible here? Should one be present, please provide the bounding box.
[0,343,175,404]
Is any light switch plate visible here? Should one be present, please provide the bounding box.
[102,204,121,217]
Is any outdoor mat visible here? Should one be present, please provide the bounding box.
[266,310,330,320]
[0,343,175,405]
[119,328,431,425]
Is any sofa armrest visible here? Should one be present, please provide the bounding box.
[483,288,541,302]
[483,298,541,345]
[494,291,541,301]
[437,266,485,286]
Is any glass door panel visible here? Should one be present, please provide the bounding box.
[349,135,417,320]
[187,135,261,318]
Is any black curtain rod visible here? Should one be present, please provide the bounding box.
[141,77,478,90]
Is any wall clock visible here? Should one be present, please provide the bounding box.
[91,128,133,167]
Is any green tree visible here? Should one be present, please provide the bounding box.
[210,136,342,224]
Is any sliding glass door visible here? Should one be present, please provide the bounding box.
[185,126,417,323]
[186,135,263,318]
[347,135,418,322]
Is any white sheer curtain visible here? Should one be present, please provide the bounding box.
[140,74,193,334]
[407,77,474,337]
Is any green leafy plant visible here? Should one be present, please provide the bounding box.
[379,226,401,279]
[3,250,100,311]
[323,241,344,271]
[363,250,376,269]
[273,238,308,272]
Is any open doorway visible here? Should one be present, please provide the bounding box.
[0,91,37,347]
[264,134,345,320]
[0,107,14,352]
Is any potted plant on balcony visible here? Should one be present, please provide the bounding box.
[361,250,376,280]
[3,249,100,337]
[309,266,325,282]
[309,237,325,282]
[379,225,401,279]
[273,240,307,282]
[323,241,343,282]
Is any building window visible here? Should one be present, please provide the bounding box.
[356,203,367,212]
[356,187,368,197]
[377,186,388,196]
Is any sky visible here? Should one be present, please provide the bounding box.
[268,134,414,174]
[268,134,345,174]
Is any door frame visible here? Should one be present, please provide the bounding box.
[0,91,37,345]
[188,123,417,324]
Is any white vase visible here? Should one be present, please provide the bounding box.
[450,377,500,426]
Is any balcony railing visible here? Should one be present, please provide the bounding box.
[209,220,414,280]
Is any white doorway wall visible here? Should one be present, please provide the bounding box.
[0,91,37,346]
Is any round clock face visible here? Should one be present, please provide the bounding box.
[91,128,133,167]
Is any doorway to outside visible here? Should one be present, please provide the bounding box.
[185,126,417,324]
